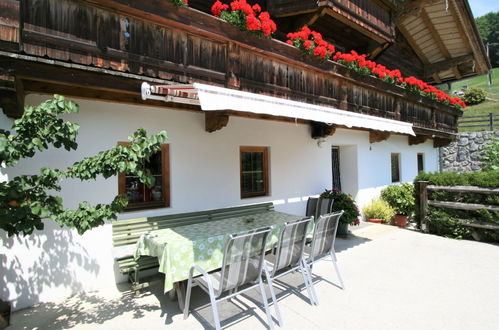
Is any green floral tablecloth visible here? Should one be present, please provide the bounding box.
[134,211,303,292]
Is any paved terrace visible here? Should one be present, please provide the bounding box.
[8,224,499,330]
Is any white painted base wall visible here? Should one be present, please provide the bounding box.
[0,94,438,310]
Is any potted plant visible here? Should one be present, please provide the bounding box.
[362,198,395,224]
[380,183,415,227]
[320,188,360,235]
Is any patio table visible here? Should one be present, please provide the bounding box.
[134,210,305,299]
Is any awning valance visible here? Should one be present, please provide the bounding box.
[141,82,415,136]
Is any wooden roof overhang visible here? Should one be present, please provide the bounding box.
[0,0,460,145]
[395,0,491,83]
[268,0,396,56]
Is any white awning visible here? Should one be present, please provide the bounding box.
[141,82,415,136]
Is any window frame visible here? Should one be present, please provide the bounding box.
[391,152,400,183]
[118,142,170,210]
[240,146,269,199]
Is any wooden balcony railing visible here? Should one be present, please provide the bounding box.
[0,0,459,139]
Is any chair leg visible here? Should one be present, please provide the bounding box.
[299,262,317,306]
[330,251,345,289]
[302,261,319,305]
[183,276,193,319]
[263,265,283,327]
[258,278,275,330]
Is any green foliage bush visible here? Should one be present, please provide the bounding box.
[0,95,168,236]
[320,188,360,225]
[380,183,415,216]
[462,87,487,105]
[414,171,499,241]
[362,198,395,224]
[481,136,499,171]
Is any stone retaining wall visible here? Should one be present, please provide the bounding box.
[440,130,498,172]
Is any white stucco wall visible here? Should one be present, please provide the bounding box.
[0,94,438,310]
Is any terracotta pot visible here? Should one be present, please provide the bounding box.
[394,215,408,228]
[368,218,382,224]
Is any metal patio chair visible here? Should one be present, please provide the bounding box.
[304,211,345,304]
[183,227,275,330]
[263,217,316,326]
[314,197,334,220]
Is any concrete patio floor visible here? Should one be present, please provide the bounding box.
[7,223,499,330]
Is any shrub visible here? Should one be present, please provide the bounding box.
[362,198,395,224]
[481,136,499,171]
[380,183,415,216]
[462,87,487,105]
[320,188,360,225]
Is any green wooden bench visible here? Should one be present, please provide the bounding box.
[112,202,274,289]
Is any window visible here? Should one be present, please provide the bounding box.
[391,153,400,183]
[118,143,170,209]
[331,146,342,191]
[240,146,269,198]
[417,153,424,173]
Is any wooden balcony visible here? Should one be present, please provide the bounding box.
[0,0,459,143]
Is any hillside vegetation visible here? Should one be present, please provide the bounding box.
[439,69,499,131]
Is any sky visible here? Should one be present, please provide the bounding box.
[469,0,499,17]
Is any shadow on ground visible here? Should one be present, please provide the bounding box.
[9,289,161,329]
[8,232,372,329]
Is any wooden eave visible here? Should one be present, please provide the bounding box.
[0,0,460,142]
[396,0,491,84]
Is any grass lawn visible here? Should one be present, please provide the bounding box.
[438,68,499,131]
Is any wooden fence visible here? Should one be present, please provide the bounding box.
[418,181,499,240]
[458,113,498,131]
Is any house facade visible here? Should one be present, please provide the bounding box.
[0,0,489,310]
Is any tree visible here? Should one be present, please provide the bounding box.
[476,11,499,68]
[0,95,167,236]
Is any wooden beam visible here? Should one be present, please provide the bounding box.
[428,200,499,212]
[397,24,430,65]
[424,54,474,77]
[451,0,490,74]
[433,137,452,148]
[448,1,473,55]
[369,130,390,143]
[421,8,451,59]
[408,134,429,145]
[420,8,466,82]
[394,0,440,24]
[311,122,336,139]
[0,77,24,118]
[452,67,462,80]
[432,73,442,84]
[368,42,392,60]
[324,8,388,44]
[205,111,229,133]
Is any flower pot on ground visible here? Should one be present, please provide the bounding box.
[394,215,408,227]
[320,188,360,235]
[362,198,395,224]
[380,183,415,228]
[337,222,349,235]
[368,218,382,224]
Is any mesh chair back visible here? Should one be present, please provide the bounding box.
[217,227,271,296]
[306,197,318,217]
[315,198,334,220]
[309,211,344,261]
[271,217,312,276]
